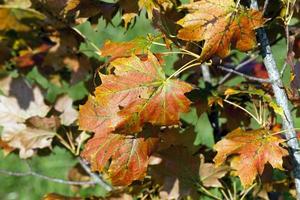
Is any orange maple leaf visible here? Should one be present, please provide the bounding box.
[177,0,264,60]
[78,96,123,136]
[81,132,158,186]
[79,52,192,135]
[100,38,151,60]
[213,128,288,187]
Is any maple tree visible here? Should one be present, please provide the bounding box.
[0,0,300,199]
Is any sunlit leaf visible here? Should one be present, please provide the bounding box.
[100,38,151,60]
[81,132,158,186]
[214,128,288,187]
[79,52,192,135]
[177,0,264,60]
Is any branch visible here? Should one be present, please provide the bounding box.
[0,169,97,186]
[251,1,300,199]
[78,158,113,192]
[218,55,258,84]
[262,0,269,14]
[201,64,212,83]
[217,66,271,83]
[0,159,113,191]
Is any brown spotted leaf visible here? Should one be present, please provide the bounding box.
[100,38,151,60]
[177,0,264,60]
[81,132,158,186]
[78,96,123,136]
[79,52,192,135]
[213,128,288,187]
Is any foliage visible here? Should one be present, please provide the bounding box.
[0,0,299,199]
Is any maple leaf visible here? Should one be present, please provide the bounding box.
[213,128,288,187]
[100,38,151,60]
[78,96,123,136]
[199,160,229,188]
[79,52,192,135]
[97,53,192,131]
[177,0,264,60]
[157,127,199,153]
[0,77,55,158]
[81,132,158,186]
[0,6,44,32]
[2,127,56,159]
[150,146,200,199]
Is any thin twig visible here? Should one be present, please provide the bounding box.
[217,66,271,83]
[78,158,113,192]
[199,186,222,200]
[218,55,258,85]
[262,0,269,14]
[201,64,212,83]
[0,169,97,186]
[224,99,261,124]
[240,183,257,200]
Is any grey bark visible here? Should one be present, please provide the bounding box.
[251,1,300,199]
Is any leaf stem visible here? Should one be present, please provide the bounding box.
[199,186,222,200]
[240,183,257,200]
[218,55,258,84]
[167,62,202,80]
[217,66,271,83]
[224,99,261,125]
[167,58,198,79]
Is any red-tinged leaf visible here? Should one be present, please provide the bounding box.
[81,132,158,186]
[117,78,192,132]
[79,52,192,135]
[78,96,123,136]
[213,128,288,187]
[177,0,264,60]
[100,38,151,60]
